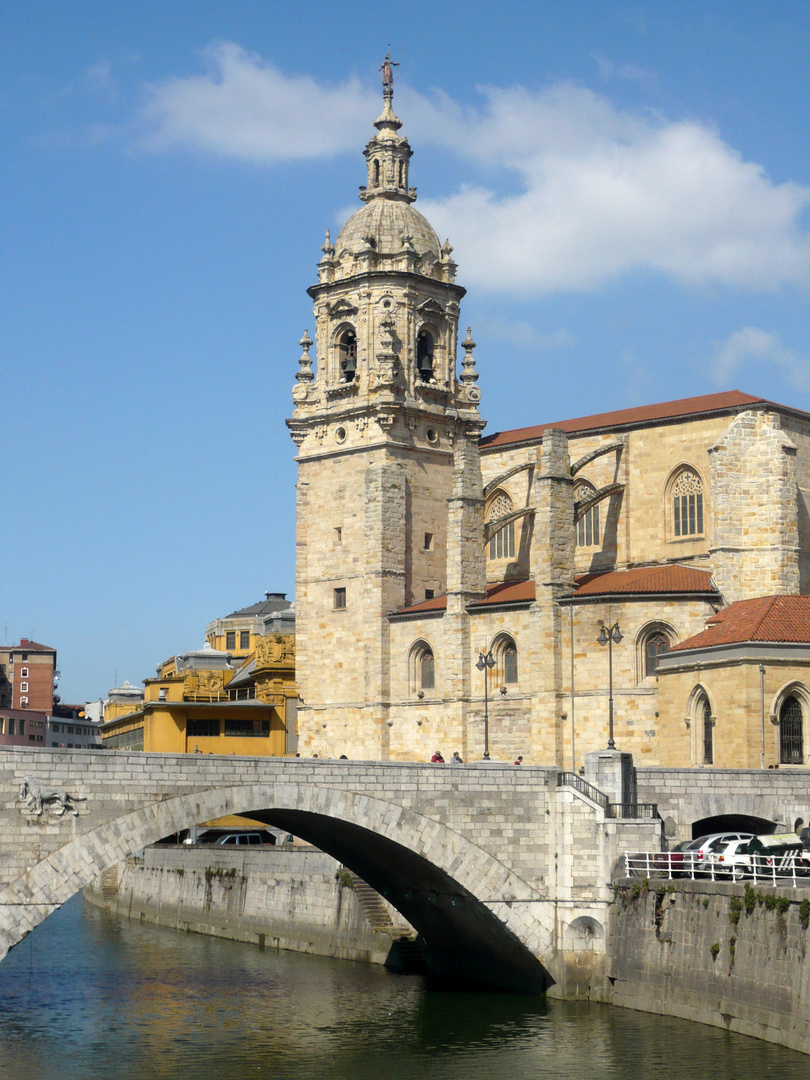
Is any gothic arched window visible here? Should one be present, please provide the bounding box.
[701,694,713,765]
[645,632,670,676]
[410,640,435,694]
[780,694,804,764]
[487,491,516,560]
[670,467,704,538]
[373,159,380,186]
[574,481,600,547]
[416,330,434,382]
[338,328,357,383]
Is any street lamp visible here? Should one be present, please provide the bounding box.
[597,622,623,750]
[476,649,496,759]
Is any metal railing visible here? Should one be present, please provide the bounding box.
[557,773,657,820]
[624,851,810,888]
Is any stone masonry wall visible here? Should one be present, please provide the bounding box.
[608,878,810,1055]
[84,845,406,965]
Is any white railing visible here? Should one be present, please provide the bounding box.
[624,851,810,888]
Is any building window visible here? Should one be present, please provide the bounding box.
[21,667,28,677]
[20,682,28,693]
[20,698,27,707]
[334,587,347,610]
[19,719,25,736]
[671,468,704,538]
[0,718,4,734]
[8,719,14,735]
[424,532,433,550]
[645,632,670,676]
[338,328,357,382]
[188,717,220,738]
[334,527,342,543]
[701,696,713,765]
[425,589,435,600]
[487,491,516,560]
[240,631,250,650]
[226,631,236,651]
[224,719,270,737]
[410,640,435,694]
[420,650,435,690]
[416,330,434,382]
[503,646,518,684]
[780,695,804,764]
[574,481,600,547]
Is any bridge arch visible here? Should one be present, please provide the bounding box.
[0,781,553,993]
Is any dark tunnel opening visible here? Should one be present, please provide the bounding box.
[244,807,552,995]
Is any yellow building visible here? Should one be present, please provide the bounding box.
[101,596,297,756]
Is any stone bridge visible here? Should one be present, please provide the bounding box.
[0,747,660,995]
[635,767,810,841]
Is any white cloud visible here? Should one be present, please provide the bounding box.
[136,45,810,294]
[713,327,810,391]
[138,43,373,160]
[478,318,574,352]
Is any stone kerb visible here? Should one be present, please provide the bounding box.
[0,766,555,970]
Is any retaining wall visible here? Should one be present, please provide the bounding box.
[608,878,810,1055]
[84,845,409,965]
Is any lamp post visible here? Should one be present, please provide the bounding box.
[597,622,623,749]
[476,649,496,759]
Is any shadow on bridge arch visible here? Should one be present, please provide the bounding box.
[0,781,553,994]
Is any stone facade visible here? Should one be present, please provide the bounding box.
[288,79,810,769]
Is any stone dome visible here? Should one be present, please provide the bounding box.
[335,199,441,259]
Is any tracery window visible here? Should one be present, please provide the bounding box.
[574,481,600,547]
[410,640,436,694]
[672,469,704,537]
[645,632,670,676]
[780,695,804,764]
[487,491,516,560]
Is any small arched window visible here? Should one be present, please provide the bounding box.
[574,481,600,547]
[416,330,434,382]
[338,328,357,383]
[671,468,704,538]
[487,492,516,560]
[373,160,380,186]
[504,645,518,684]
[410,640,436,694]
[701,695,713,765]
[645,632,670,676]
[398,161,405,186]
[780,694,803,764]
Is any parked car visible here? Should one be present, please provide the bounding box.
[188,828,279,847]
[683,832,756,876]
[701,837,754,880]
[651,839,695,876]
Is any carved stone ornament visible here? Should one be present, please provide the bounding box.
[19,778,85,817]
[256,635,292,667]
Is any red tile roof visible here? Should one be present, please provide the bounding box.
[479,390,793,450]
[672,595,810,650]
[391,579,536,617]
[573,565,716,597]
[3,639,56,652]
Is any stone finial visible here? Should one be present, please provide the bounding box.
[296,330,314,383]
[321,229,334,257]
[460,328,478,385]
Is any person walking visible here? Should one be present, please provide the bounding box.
[451,751,463,764]
[430,750,445,763]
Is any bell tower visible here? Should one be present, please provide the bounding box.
[288,60,486,759]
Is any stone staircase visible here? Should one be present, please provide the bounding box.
[343,869,426,972]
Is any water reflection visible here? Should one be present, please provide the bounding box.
[0,894,807,1080]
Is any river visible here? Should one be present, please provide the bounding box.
[1,893,807,1080]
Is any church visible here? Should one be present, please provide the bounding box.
[287,73,810,770]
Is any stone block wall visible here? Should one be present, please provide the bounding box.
[85,845,405,965]
[609,879,810,1055]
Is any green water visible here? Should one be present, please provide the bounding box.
[0,894,807,1080]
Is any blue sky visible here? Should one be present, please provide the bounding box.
[3,1,810,704]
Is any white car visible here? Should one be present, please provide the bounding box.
[685,832,755,876]
[701,837,754,880]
